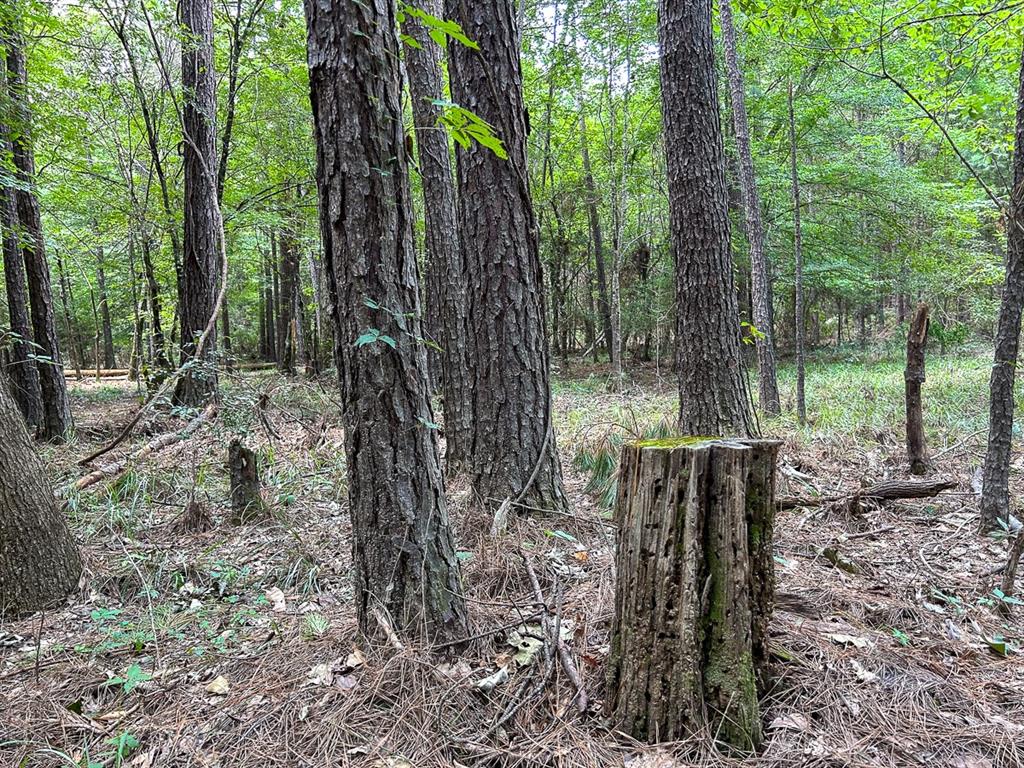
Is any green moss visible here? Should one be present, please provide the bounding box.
[633,435,718,449]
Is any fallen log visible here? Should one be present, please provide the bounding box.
[778,477,956,511]
[70,404,217,493]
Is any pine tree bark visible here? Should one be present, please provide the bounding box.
[0,73,42,430]
[0,373,81,619]
[658,0,755,437]
[401,0,472,471]
[606,438,778,750]
[448,0,569,513]
[905,303,930,475]
[4,37,73,441]
[304,0,468,643]
[720,0,780,416]
[980,44,1024,533]
[173,0,219,407]
[788,81,806,426]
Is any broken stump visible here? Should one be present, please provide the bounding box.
[228,438,264,524]
[605,437,780,751]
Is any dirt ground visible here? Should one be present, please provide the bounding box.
[2,366,1022,768]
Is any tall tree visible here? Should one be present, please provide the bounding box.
[0,372,81,618]
[658,0,755,436]
[980,43,1024,533]
[0,53,41,430]
[304,0,467,642]
[720,0,780,415]
[448,0,569,513]
[579,112,613,360]
[4,29,73,441]
[788,81,806,426]
[401,0,472,471]
[173,0,220,406]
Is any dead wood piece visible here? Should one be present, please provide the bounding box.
[998,532,1024,617]
[779,477,956,511]
[72,404,217,493]
[228,438,264,524]
[905,303,930,475]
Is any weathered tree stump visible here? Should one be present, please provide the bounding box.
[605,437,780,751]
[905,303,930,475]
[228,439,264,524]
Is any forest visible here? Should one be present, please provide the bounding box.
[1,0,1023,765]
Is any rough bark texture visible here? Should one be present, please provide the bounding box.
[788,82,806,425]
[228,438,264,524]
[720,0,780,416]
[173,0,219,407]
[0,64,42,430]
[304,0,468,643]
[905,303,929,475]
[0,373,81,619]
[401,0,472,471]
[658,0,755,437]
[447,0,569,513]
[5,39,73,442]
[980,44,1024,533]
[605,438,778,750]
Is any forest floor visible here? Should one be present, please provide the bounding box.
[2,351,1023,768]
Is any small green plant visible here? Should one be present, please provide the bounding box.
[102,663,152,695]
[890,628,911,646]
[103,731,140,767]
[302,612,331,640]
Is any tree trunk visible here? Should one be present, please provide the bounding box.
[54,250,83,381]
[980,44,1024,533]
[277,219,298,375]
[905,303,930,475]
[605,437,778,751]
[658,0,755,437]
[0,80,42,430]
[0,373,81,618]
[5,37,73,441]
[788,82,806,426]
[401,0,472,471]
[139,224,168,369]
[720,0,780,416]
[264,240,277,362]
[173,0,219,407]
[448,0,569,513]
[228,438,264,524]
[579,113,613,359]
[304,0,468,644]
[95,242,116,369]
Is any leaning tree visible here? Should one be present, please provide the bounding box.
[0,372,81,618]
[447,0,569,513]
[303,0,467,643]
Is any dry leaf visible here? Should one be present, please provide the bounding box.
[345,647,366,670]
[205,675,230,695]
[826,632,872,648]
[264,587,287,612]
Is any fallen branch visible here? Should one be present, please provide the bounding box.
[71,404,217,493]
[522,554,588,714]
[779,477,957,511]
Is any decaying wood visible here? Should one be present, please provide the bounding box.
[605,438,779,750]
[905,303,930,475]
[778,477,956,511]
[999,532,1024,617]
[72,404,217,492]
[228,438,264,524]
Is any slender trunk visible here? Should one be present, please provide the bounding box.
[173,0,219,407]
[579,113,613,358]
[658,0,755,436]
[905,303,930,475]
[139,224,167,368]
[127,236,144,381]
[95,242,115,369]
[448,0,569,513]
[401,0,472,468]
[788,82,806,425]
[54,250,83,380]
[264,240,277,362]
[304,0,467,643]
[980,44,1024,533]
[277,219,298,375]
[5,37,73,441]
[720,0,780,415]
